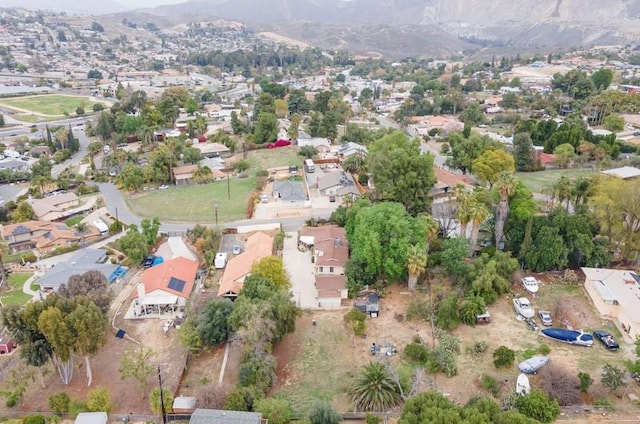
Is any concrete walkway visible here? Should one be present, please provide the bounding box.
[22,273,39,298]
[283,232,318,309]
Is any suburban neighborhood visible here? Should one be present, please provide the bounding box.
[1,3,640,424]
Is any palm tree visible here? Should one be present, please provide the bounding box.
[552,176,573,211]
[406,245,427,291]
[468,202,490,255]
[349,362,402,412]
[454,186,472,240]
[494,171,517,249]
[0,241,8,288]
[76,222,89,246]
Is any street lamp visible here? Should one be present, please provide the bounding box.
[213,202,219,227]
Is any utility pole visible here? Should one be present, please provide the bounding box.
[214,203,219,227]
[157,366,167,424]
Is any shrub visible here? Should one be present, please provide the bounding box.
[49,392,71,416]
[470,341,489,357]
[308,401,340,424]
[254,397,292,424]
[23,415,46,424]
[515,389,560,423]
[87,387,111,413]
[238,354,276,394]
[493,346,516,368]
[578,371,593,393]
[406,296,433,322]
[344,308,367,336]
[480,374,499,397]
[538,344,551,355]
[404,342,429,363]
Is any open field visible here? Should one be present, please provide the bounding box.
[241,147,303,172]
[517,168,596,194]
[127,177,256,223]
[0,273,33,306]
[272,282,637,416]
[0,94,107,117]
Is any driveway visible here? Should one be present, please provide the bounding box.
[283,231,318,309]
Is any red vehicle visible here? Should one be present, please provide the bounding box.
[268,139,291,149]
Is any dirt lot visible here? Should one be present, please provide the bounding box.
[272,281,639,416]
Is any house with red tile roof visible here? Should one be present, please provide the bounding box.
[133,257,199,316]
[217,232,274,299]
[431,167,475,199]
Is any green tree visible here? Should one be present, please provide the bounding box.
[524,226,568,271]
[150,387,173,417]
[438,237,469,279]
[459,103,484,126]
[119,346,156,399]
[492,346,515,368]
[251,256,290,289]
[87,387,111,412]
[577,371,593,393]
[254,112,279,144]
[553,143,577,168]
[459,296,487,326]
[350,362,402,412]
[472,149,515,188]
[59,270,112,314]
[96,111,113,141]
[406,245,427,291]
[446,133,499,174]
[591,68,614,90]
[0,114,5,127]
[437,294,460,330]
[140,217,161,247]
[368,131,436,215]
[309,401,341,424]
[254,397,292,424]
[197,298,234,346]
[119,224,150,265]
[514,389,560,423]
[512,133,537,172]
[298,146,317,159]
[601,363,626,392]
[603,113,625,132]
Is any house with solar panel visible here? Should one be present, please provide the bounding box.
[132,257,199,317]
[1,220,101,255]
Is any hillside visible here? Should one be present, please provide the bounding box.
[145,0,640,57]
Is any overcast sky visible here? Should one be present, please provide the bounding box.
[122,0,185,8]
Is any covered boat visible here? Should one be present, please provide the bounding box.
[516,373,531,395]
[541,328,593,347]
[518,356,549,374]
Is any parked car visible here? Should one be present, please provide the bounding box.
[538,310,552,326]
[593,330,619,351]
[267,139,292,149]
[633,131,640,136]
[142,255,156,268]
[159,185,169,190]
[232,245,242,255]
[329,195,336,203]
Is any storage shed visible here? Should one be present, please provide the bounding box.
[0,338,16,354]
[75,412,108,424]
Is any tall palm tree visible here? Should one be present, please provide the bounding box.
[468,202,490,255]
[494,171,517,249]
[406,245,427,291]
[454,186,472,240]
[552,176,573,211]
[349,362,401,412]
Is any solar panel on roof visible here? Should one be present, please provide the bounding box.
[167,277,186,292]
[13,225,29,234]
[55,224,67,230]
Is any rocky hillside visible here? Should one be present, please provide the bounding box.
[146,0,640,57]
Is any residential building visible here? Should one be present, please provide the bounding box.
[272,181,307,202]
[582,267,640,340]
[173,164,199,185]
[38,249,125,292]
[133,257,199,316]
[1,220,100,254]
[189,409,264,424]
[601,166,640,180]
[217,232,274,299]
[336,142,367,158]
[27,192,80,221]
[317,171,360,197]
[300,225,349,308]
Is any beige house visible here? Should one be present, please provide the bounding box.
[28,192,80,221]
[173,164,199,185]
[582,267,640,340]
[0,220,100,254]
[300,225,349,308]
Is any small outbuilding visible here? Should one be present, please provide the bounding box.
[75,412,108,424]
[189,409,263,424]
[172,396,197,414]
[0,338,16,354]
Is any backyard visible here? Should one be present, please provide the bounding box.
[242,146,303,172]
[127,177,257,222]
[0,94,107,118]
[516,168,596,194]
[272,282,638,416]
[0,273,34,306]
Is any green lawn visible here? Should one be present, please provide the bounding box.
[0,273,34,306]
[0,95,106,117]
[246,147,303,171]
[65,216,83,227]
[127,177,257,222]
[516,168,596,194]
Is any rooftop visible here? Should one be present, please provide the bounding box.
[189,409,263,424]
[582,267,640,322]
[601,166,640,179]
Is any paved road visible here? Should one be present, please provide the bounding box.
[52,126,92,178]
